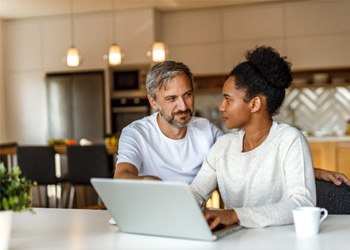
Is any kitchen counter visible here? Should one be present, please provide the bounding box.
[306,136,350,142]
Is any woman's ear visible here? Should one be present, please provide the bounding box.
[250,96,262,113]
[147,94,159,111]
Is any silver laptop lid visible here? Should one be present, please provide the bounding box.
[91,178,216,241]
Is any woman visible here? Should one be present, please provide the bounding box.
[191,46,316,228]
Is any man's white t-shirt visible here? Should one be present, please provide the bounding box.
[116,112,223,183]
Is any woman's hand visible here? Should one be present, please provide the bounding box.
[203,208,239,230]
[314,168,350,186]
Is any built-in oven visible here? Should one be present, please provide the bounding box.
[108,64,151,134]
[110,97,151,134]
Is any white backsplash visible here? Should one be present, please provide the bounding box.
[195,86,350,135]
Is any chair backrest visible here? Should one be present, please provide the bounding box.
[66,145,113,185]
[316,179,350,214]
[16,146,58,185]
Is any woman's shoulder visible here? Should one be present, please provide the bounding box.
[216,129,242,145]
[272,121,305,141]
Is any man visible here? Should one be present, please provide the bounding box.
[115,61,222,183]
[115,61,350,186]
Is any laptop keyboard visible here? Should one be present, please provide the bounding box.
[213,224,243,239]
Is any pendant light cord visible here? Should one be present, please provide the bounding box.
[70,0,75,46]
[111,0,116,43]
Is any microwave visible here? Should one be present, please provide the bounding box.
[110,64,150,98]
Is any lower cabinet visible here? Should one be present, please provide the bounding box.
[336,142,350,179]
[309,140,350,179]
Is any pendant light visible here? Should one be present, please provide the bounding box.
[66,47,80,67]
[108,1,122,65]
[151,41,166,63]
[66,0,81,67]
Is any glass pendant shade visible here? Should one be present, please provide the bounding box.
[66,46,80,67]
[152,42,166,63]
[108,44,122,65]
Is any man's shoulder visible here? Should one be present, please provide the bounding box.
[190,116,219,129]
[190,116,210,124]
[122,114,156,133]
[189,116,223,137]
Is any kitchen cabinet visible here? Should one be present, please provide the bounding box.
[309,139,350,178]
[336,142,350,179]
[291,67,350,88]
[193,67,350,92]
[193,74,227,93]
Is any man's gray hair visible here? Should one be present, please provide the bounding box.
[146,61,194,99]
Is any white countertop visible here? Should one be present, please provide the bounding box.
[10,208,350,250]
[307,136,350,142]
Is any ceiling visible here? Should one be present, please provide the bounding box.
[0,0,283,20]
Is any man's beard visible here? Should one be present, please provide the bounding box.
[158,108,193,128]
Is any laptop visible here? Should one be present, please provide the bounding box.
[91,178,243,241]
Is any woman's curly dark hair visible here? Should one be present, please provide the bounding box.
[229,46,292,116]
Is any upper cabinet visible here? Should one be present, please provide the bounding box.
[291,67,350,88]
[194,74,227,93]
[194,67,350,92]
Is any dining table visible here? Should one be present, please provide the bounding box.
[10,208,350,250]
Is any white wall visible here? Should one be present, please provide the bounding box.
[2,8,155,144]
[162,1,350,74]
[0,19,6,141]
[2,1,350,144]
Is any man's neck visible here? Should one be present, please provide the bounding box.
[156,113,188,140]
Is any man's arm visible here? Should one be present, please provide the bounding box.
[114,162,161,181]
[314,168,350,186]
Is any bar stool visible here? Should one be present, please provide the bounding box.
[66,145,113,208]
[16,145,66,207]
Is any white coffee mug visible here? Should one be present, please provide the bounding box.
[292,207,328,237]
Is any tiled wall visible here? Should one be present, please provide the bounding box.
[277,86,350,136]
[196,86,350,135]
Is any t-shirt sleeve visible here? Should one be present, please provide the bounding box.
[116,126,143,172]
[190,141,219,207]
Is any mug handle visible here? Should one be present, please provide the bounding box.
[320,208,328,223]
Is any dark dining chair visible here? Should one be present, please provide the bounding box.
[16,145,66,207]
[316,179,350,214]
[0,141,18,169]
[66,145,114,208]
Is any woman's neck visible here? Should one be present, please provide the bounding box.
[242,118,273,152]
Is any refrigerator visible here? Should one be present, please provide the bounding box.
[46,71,105,143]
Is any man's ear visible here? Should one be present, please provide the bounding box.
[147,94,158,111]
[250,96,262,113]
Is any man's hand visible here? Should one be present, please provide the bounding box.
[203,208,238,230]
[115,163,161,181]
[143,175,162,181]
[314,168,350,186]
